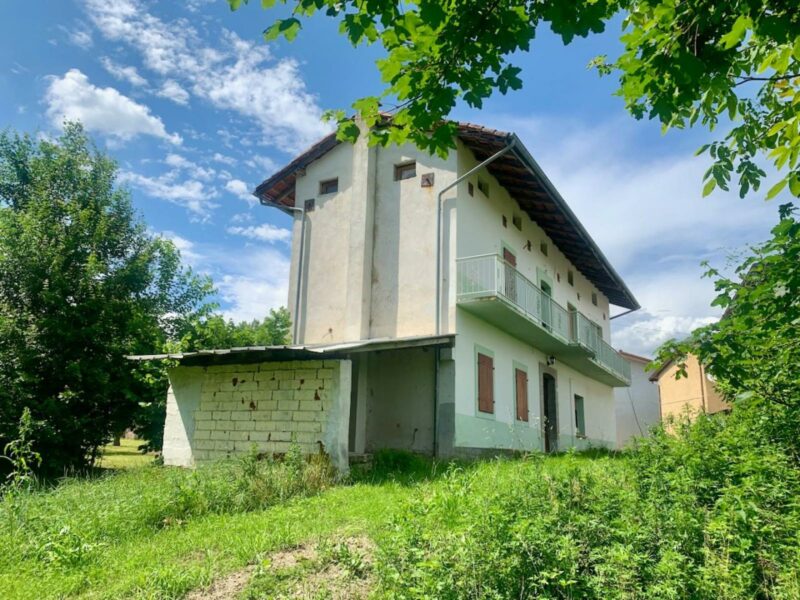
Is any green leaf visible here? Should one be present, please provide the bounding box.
[702,178,717,197]
[766,179,788,200]
[719,15,752,50]
[264,18,301,42]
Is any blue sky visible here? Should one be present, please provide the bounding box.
[0,0,792,356]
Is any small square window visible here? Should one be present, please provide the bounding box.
[591,292,598,306]
[468,182,474,196]
[540,242,548,256]
[394,161,416,181]
[477,178,489,196]
[567,270,574,286]
[319,178,338,194]
[512,214,522,231]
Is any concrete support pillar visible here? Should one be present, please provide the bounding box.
[162,367,203,467]
[343,120,377,341]
[435,348,456,457]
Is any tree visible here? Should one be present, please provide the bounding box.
[229,0,800,199]
[653,203,800,456]
[0,123,213,475]
[182,307,292,351]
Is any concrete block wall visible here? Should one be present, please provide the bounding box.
[163,359,351,471]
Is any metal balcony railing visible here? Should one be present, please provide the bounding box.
[456,254,630,382]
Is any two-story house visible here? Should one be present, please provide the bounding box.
[147,121,639,471]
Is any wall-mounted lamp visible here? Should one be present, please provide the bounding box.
[547,355,556,366]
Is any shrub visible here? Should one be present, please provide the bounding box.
[0,445,335,570]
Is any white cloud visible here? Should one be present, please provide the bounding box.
[216,248,290,322]
[100,57,147,87]
[156,79,190,105]
[212,152,236,166]
[159,230,202,265]
[62,24,93,49]
[45,69,181,144]
[119,170,217,217]
[247,154,278,174]
[165,153,215,180]
[227,223,291,244]
[84,0,331,152]
[225,178,256,205]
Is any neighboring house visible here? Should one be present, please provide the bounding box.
[649,354,729,423]
[139,121,639,470]
[614,351,661,448]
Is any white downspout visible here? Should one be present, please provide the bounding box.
[435,138,516,334]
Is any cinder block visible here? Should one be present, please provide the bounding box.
[194,429,211,440]
[231,411,251,421]
[195,440,215,451]
[322,360,339,368]
[234,440,256,452]
[271,410,292,421]
[294,390,318,401]
[292,411,317,422]
[210,430,229,441]
[273,389,294,401]
[257,400,277,412]
[214,440,235,451]
[294,369,318,380]
[212,411,231,421]
[316,368,334,379]
[299,401,321,412]
[298,379,323,390]
[215,391,234,403]
[254,420,276,431]
[274,370,294,380]
[263,379,279,390]
[279,379,296,390]
[229,430,250,441]
[294,432,318,444]
[234,420,255,431]
[249,431,271,442]
[195,420,214,430]
[271,431,293,442]
[294,421,322,433]
[278,400,299,411]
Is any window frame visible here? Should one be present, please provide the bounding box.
[513,363,529,422]
[475,346,495,417]
[319,178,338,195]
[394,161,417,181]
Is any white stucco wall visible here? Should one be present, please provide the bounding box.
[614,358,661,448]
[453,310,617,451]
[162,359,352,471]
[453,141,612,339]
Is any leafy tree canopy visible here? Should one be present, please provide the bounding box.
[229,0,800,200]
[182,307,292,351]
[0,123,213,474]
[653,203,800,457]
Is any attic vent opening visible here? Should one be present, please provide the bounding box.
[394,161,416,181]
[468,181,474,196]
[477,178,489,196]
[512,214,522,231]
[319,178,338,194]
[567,270,574,286]
[591,292,598,306]
[540,242,548,256]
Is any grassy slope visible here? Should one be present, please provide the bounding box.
[96,439,155,470]
[0,453,616,599]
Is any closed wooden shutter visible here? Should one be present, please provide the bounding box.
[503,247,516,267]
[515,368,528,421]
[477,353,494,413]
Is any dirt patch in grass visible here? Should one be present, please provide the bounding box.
[184,565,255,600]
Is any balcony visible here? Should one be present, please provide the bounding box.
[456,254,631,386]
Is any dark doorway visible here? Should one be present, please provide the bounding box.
[540,280,553,328]
[542,372,558,453]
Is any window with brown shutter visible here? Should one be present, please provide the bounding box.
[477,353,494,414]
[515,368,528,421]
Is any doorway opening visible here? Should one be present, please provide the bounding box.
[542,372,558,453]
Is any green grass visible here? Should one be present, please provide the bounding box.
[0,450,570,599]
[96,438,155,470]
[2,438,797,599]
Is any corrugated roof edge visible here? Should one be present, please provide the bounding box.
[127,334,455,363]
